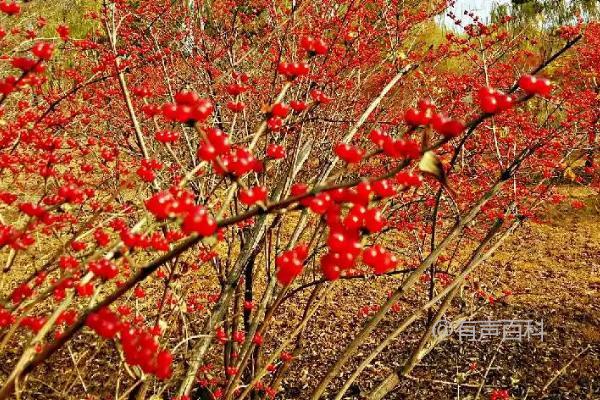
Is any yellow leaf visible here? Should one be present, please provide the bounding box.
[419,151,443,179]
[564,167,577,181]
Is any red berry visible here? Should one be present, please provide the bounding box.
[362,245,398,275]
[368,128,389,147]
[275,245,307,285]
[334,143,364,164]
[205,128,230,154]
[496,94,514,111]
[437,119,465,138]
[271,103,290,118]
[320,252,341,280]
[197,142,218,161]
[31,42,54,60]
[518,74,538,95]
[0,1,20,15]
[155,129,180,143]
[267,116,283,131]
[479,95,498,114]
[404,108,423,126]
[534,78,552,96]
[364,208,386,233]
[478,87,499,114]
[309,192,332,214]
[238,186,268,206]
[182,206,217,237]
[290,100,308,112]
[417,99,435,112]
[266,143,285,159]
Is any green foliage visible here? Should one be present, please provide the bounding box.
[492,0,600,28]
[21,0,100,39]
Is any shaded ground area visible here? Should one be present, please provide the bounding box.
[282,186,599,399]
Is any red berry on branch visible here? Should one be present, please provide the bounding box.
[31,42,54,60]
[155,129,180,143]
[271,103,290,118]
[478,87,499,114]
[496,94,514,111]
[368,128,389,147]
[0,1,20,15]
[227,101,245,112]
[238,186,268,206]
[334,143,365,164]
[57,24,70,40]
[197,141,218,161]
[206,128,230,154]
[267,116,283,131]
[518,74,537,94]
[372,179,397,198]
[320,252,341,280]
[275,246,306,285]
[364,208,386,233]
[182,206,217,237]
[290,100,308,112]
[404,108,423,126]
[309,192,332,214]
[266,143,285,159]
[437,119,465,138]
[362,245,398,275]
[534,78,552,96]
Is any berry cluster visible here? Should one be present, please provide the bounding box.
[363,245,398,275]
[477,87,514,114]
[88,259,119,280]
[155,129,180,143]
[266,143,285,159]
[145,188,196,220]
[162,91,213,124]
[121,326,173,379]
[277,62,310,79]
[136,158,163,183]
[58,183,85,204]
[320,202,395,280]
[214,147,263,177]
[10,283,33,304]
[120,230,170,251]
[267,102,292,131]
[299,36,328,55]
[0,308,14,328]
[31,42,54,60]
[404,100,465,138]
[276,244,309,285]
[287,178,410,281]
[489,389,510,400]
[20,316,47,333]
[86,308,173,379]
[182,206,218,236]
[368,128,422,159]
[197,127,230,161]
[0,1,20,16]
[335,143,365,164]
[132,86,152,98]
[145,189,217,237]
[238,186,268,206]
[518,74,552,97]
